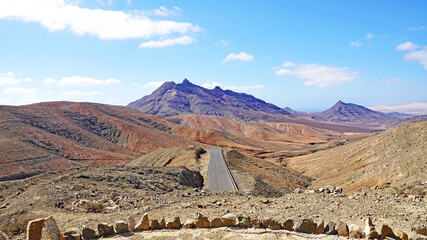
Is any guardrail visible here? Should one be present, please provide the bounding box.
[220,150,239,191]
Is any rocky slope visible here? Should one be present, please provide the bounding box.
[312,101,397,126]
[286,121,427,193]
[127,79,290,121]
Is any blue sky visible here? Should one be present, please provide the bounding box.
[0,0,426,112]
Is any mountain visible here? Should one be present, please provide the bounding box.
[0,102,200,177]
[312,100,397,126]
[127,79,290,121]
[286,121,427,193]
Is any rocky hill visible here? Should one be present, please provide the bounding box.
[286,121,427,193]
[312,101,397,126]
[127,79,290,121]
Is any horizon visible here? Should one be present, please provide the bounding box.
[1,1,427,113]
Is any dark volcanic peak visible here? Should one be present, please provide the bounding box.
[312,100,397,125]
[127,79,290,121]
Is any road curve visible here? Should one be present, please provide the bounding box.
[206,149,238,192]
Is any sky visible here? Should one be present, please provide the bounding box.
[0,0,426,112]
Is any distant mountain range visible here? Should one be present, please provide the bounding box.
[128,79,290,121]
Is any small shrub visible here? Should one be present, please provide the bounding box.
[0,213,38,236]
[83,202,105,213]
[232,190,242,195]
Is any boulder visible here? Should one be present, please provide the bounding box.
[114,220,129,234]
[282,219,294,231]
[166,217,181,229]
[178,168,203,188]
[251,219,262,228]
[97,223,114,237]
[337,221,349,237]
[194,213,210,228]
[261,219,272,228]
[411,225,427,236]
[396,230,408,240]
[182,220,194,229]
[127,216,136,231]
[267,220,281,230]
[64,228,81,240]
[159,218,166,229]
[325,221,338,235]
[44,216,63,240]
[210,218,223,228]
[349,224,363,238]
[237,216,251,228]
[315,221,324,234]
[27,218,45,240]
[81,226,96,240]
[135,214,150,231]
[150,220,160,230]
[294,219,317,234]
[0,231,8,240]
[221,213,237,226]
[364,218,379,239]
[380,224,396,239]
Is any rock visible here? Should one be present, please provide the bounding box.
[282,219,294,231]
[166,217,181,229]
[268,220,281,230]
[159,218,166,229]
[261,219,272,228]
[364,218,379,239]
[178,168,203,188]
[182,220,194,229]
[380,224,396,239]
[315,221,324,234]
[44,216,63,240]
[325,221,338,235]
[114,220,129,234]
[397,230,408,240]
[194,213,210,228]
[294,188,304,193]
[210,218,223,228]
[135,214,150,231]
[349,224,363,238]
[150,219,159,230]
[317,188,325,193]
[294,219,317,234]
[237,216,251,228]
[127,216,136,231]
[250,219,262,228]
[0,231,8,240]
[221,213,237,226]
[412,225,427,236]
[27,218,45,240]
[81,226,96,240]
[337,221,349,237]
[97,223,114,237]
[64,228,81,240]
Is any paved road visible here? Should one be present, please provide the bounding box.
[206,149,238,191]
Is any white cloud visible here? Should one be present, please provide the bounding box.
[150,6,182,17]
[370,102,427,115]
[214,40,230,47]
[396,41,419,51]
[58,76,121,86]
[62,91,101,96]
[349,41,362,47]
[366,33,375,39]
[4,87,37,95]
[142,81,164,88]
[275,63,358,87]
[138,36,195,48]
[407,26,426,31]
[222,52,254,63]
[404,49,427,70]
[201,82,266,91]
[43,78,56,85]
[379,78,400,84]
[281,61,295,68]
[0,0,200,46]
[0,72,32,85]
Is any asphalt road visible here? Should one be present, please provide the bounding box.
[206,149,238,191]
